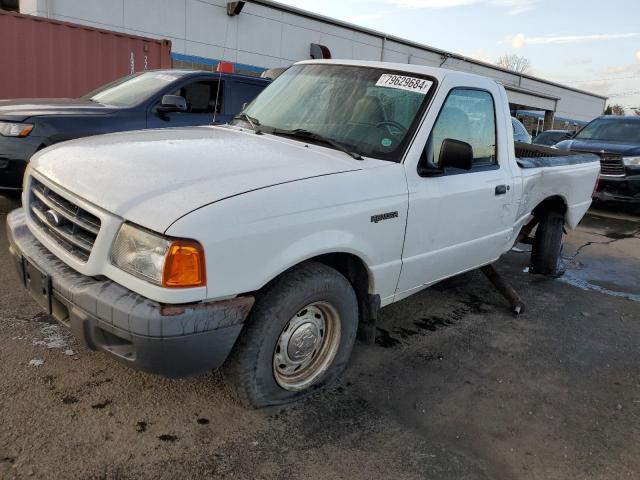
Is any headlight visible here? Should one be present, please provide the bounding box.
[0,121,33,137]
[111,223,206,288]
[622,156,640,167]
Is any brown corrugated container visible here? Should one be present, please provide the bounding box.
[0,10,172,99]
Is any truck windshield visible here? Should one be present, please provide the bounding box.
[87,71,187,107]
[237,64,435,161]
[575,118,640,143]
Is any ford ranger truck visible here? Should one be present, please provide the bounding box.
[7,60,600,407]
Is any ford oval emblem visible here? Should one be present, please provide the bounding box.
[44,209,63,227]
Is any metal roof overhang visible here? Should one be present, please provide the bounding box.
[249,0,608,102]
[504,85,558,112]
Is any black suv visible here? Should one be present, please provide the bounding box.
[0,70,269,194]
[555,116,640,203]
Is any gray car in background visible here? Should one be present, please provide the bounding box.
[533,129,572,146]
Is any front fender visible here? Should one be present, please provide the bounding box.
[165,165,408,303]
[249,230,376,291]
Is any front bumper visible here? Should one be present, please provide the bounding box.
[0,135,46,191]
[7,209,254,377]
[596,174,640,203]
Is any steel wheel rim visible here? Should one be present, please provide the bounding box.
[273,301,341,391]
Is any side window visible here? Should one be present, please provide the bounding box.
[426,89,497,169]
[177,80,223,114]
[230,82,266,114]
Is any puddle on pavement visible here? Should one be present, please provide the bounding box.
[561,210,640,303]
[608,232,638,241]
[580,211,639,237]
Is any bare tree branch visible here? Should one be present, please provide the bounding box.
[610,104,625,116]
[496,54,532,74]
[604,104,626,115]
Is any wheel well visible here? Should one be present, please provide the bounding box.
[532,196,567,217]
[307,253,375,329]
[515,196,568,246]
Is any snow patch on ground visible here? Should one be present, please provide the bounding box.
[33,324,71,349]
[560,270,640,303]
[29,359,44,367]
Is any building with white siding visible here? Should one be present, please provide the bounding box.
[18,0,607,129]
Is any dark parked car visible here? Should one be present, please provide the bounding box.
[555,115,640,203]
[533,129,572,146]
[511,117,532,143]
[0,70,270,193]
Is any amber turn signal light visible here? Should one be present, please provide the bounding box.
[19,125,34,137]
[162,240,206,288]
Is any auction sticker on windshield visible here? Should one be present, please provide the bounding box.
[376,74,433,94]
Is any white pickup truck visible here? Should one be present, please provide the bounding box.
[7,60,599,407]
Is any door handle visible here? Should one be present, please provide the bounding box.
[495,185,508,195]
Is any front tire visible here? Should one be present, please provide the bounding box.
[223,262,358,408]
[530,210,565,277]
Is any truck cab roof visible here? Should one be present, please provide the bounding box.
[297,59,500,87]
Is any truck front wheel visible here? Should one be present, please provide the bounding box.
[530,209,565,277]
[223,262,359,407]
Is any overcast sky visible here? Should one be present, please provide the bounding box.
[276,0,640,109]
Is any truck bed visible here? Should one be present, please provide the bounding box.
[515,142,600,169]
[510,142,600,235]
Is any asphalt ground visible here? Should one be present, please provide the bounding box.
[1,194,638,480]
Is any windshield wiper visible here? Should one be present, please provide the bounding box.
[233,113,262,133]
[267,128,363,160]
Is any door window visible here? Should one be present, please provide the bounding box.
[172,80,223,114]
[426,89,497,169]
[230,82,267,114]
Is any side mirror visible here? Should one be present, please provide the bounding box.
[158,95,187,113]
[438,138,473,171]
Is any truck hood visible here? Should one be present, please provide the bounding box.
[31,126,361,232]
[0,98,117,122]
[555,139,640,156]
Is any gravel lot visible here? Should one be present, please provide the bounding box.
[1,195,639,480]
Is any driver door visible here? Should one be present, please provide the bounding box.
[396,86,516,299]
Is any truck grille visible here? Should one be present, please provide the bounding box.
[598,153,625,177]
[29,178,101,262]
[574,150,626,177]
